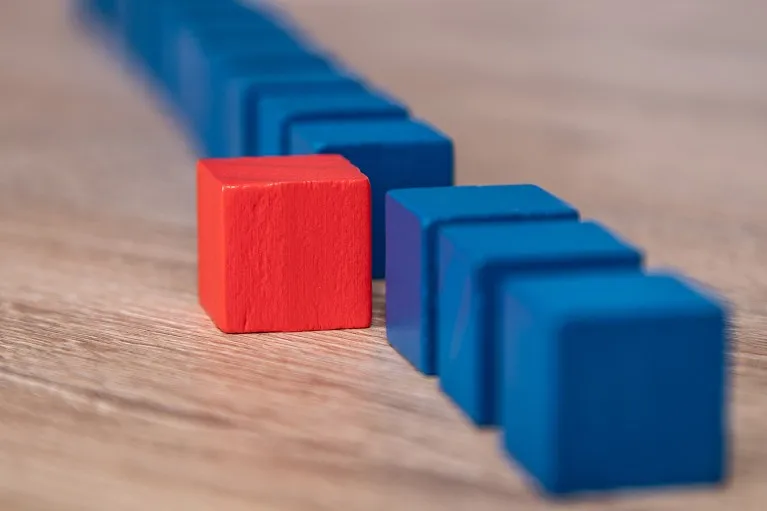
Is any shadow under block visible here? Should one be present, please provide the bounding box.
[437,221,644,426]
[257,91,409,156]
[197,155,372,333]
[500,272,728,496]
[207,67,363,158]
[384,185,580,376]
[291,119,454,278]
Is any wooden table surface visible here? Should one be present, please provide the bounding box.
[2,0,766,509]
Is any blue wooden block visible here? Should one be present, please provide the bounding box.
[384,185,579,376]
[257,91,409,156]
[77,0,120,29]
[437,220,644,426]
[207,68,364,158]
[121,0,165,69]
[155,1,290,77]
[291,119,454,279]
[500,271,728,495]
[161,8,303,109]
[180,45,326,144]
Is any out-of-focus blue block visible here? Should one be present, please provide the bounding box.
[257,91,409,156]
[207,68,363,158]
[77,0,120,29]
[159,4,300,103]
[291,119,454,279]
[437,221,643,426]
[180,45,327,143]
[384,185,579,376]
[500,272,728,495]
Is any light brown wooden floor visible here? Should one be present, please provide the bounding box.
[1,0,766,509]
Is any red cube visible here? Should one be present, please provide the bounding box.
[197,155,372,333]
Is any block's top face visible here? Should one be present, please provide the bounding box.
[208,44,323,64]
[227,69,357,88]
[260,91,407,119]
[440,220,643,268]
[219,54,335,76]
[185,18,288,37]
[292,119,451,148]
[198,30,306,52]
[198,156,364,187]
[505,272,727,322]
[387,185,578,226]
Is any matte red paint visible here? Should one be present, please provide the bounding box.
[197,155,372,333]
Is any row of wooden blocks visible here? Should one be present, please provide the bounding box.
[78,0,452,278]
[385,184,728,495]
[79,0,730,499]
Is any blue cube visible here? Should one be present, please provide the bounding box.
[257,91,409,156]
[77,0,120,29]
[384,185,579,376]
[159,3,303,101]
[181,49,330,146]
[500,272,728,495]
[120,0,260,72]
[437,220,644,425]
[291,119,454,278]
[206,68,363,158]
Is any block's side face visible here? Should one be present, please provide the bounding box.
[221,183,275,333]
[500,291,558,493]
[556,309,726,494]
[197,163,227,330]
[436,234,486,423]
[385,196,431,373]
[277,175,372,331]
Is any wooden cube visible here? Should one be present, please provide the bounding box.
[197,155,372,333]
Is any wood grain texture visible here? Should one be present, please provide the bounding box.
[1,0,766,509]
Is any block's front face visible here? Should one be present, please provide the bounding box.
[198,156,372,333]
[557,313,726,493]
[385,197,431,373]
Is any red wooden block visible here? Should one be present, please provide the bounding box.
[197,155,372,333]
